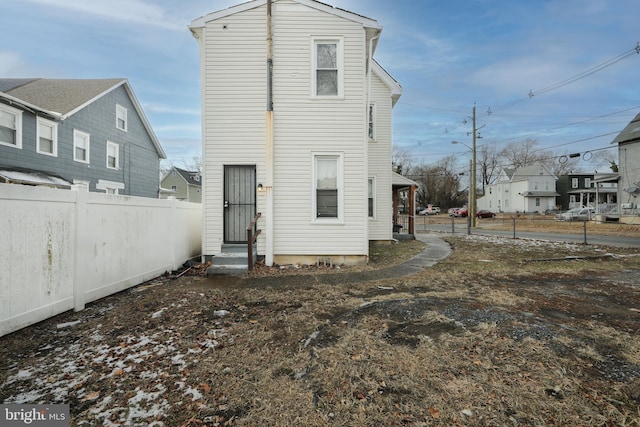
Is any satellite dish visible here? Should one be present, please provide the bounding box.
[623,185,640,195]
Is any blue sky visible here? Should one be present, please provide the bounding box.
[2,0,638,173]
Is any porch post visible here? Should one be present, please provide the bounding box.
[408,185,415,234]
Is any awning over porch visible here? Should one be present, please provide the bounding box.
[392,172,419,235]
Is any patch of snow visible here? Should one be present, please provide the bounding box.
[151,307,168,319]
[184,386,203,401]
[213,309,230,317]
[56,320,81,329]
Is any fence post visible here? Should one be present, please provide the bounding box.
[583,220,588,245]
[73,190,87,312]
[451,217,455,234]
[512,217,516,239]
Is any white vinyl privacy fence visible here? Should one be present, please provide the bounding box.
[0,184,202,337]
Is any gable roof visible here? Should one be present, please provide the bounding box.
[498,163,557,183]
[171,167,202,187]
[372,60,402,106]
[612,112,640,145]
[0,78,166,159]
[190,0,381,31]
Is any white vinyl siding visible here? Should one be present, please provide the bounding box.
[197,0,375,258]
[367,71,393,240]
[0,104,22,148]
[37,117,57,156]
[271,0,367,255]
[200,5,268,256]
[73,130,90,163]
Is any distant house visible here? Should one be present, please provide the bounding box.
[0,78,165,197]
[612,112,640,218]
[160,167,202,202]
[556,173,618,212]
[190,0,402,268]
[478,163,558,213]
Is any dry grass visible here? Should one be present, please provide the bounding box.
[1,234,640,426]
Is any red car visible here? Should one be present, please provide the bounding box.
[476,210,496,218]
[455,208,468,217]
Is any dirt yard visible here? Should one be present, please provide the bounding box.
[2,233,640,426]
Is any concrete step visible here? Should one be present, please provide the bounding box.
[206,264,248,276]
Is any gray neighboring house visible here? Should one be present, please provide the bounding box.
[160,166,202,203]
[0,78,166,197]
[612,111,640,218]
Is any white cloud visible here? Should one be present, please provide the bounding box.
[15,0,184,30]
[0,51,29,76]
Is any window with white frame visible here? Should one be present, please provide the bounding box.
[545,180,550,191]
[116,104,127,131]
[535,198,541,207]
[37,118,57,156]
[314,154,342,219]
[368,104,376,141]
[73,130,90,163]
[313,38,342,97]
[0,104,22,148]
[97,179,124,194]
[571,178,578,188]
[106,141,119,169]
[585,178,591,188]
[368,177,375,218]
[534,180,539,190]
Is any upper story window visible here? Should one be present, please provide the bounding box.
[534,180,539,190]
[73,129,90,163]
[0,104,22,148]
[313,38,343,97]
[585,178,591,188]
[116,104,128,131]
[368,177,375,218]
[571,178,579,189]
[107,141,119,169]
[37,118,58,156]
[313,153,343,220]
[368,104,376,141]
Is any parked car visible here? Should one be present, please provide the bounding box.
[476,210,496,218]
[554,207,593,221]
[419,206,441,215]
[454,207,468,217]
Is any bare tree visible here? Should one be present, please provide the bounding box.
[477,143,500,195]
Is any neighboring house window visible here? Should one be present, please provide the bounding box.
[37,118,57,156]
[313,38,342,97]
[73,130,90,163]
[97,179,124,194]
[106,141,119,169]
[314,154,342,219]
[368,177,375,218]
[116,104,127,131]
[171,185,177,191]
[534,181,539,190]
[535,198,541,207]
[545,181,550,191]
[0,104,22,148]
[368,104,376,141]
[585,178,591,188]
[570,195,576,204]
[571,178,578,188]
[504,199,509,208]
[73,180,90,191]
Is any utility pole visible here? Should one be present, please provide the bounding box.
[470,105,477,227]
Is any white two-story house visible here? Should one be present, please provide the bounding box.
[478,163,559,214]
[189,0,401,268]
